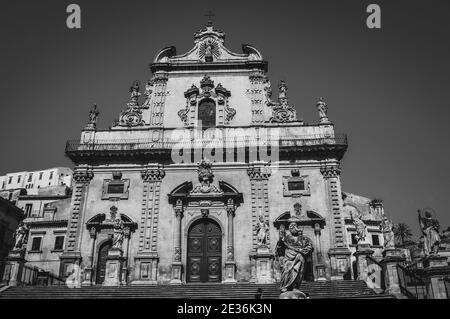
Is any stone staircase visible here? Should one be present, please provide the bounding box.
[0,280,392,299]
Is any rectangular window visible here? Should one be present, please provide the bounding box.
[31,237,42,251]
[49,171,54,180]
[27,174,33,183]
[287,180,305,191]
[351,234,358,245]
[25,204,33,217]
[107,182,125,194]
[1,181,5,189]
[17,176,21,183]
[54,236,64,250]
[8,177,12,184]
[372,234,380,246]
[39,172,43,180]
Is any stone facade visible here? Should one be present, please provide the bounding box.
[18,24,395,287]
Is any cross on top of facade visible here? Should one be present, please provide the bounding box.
[204,10,215,26]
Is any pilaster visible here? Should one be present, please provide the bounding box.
[133,165,165,284]
[149,72,169,126]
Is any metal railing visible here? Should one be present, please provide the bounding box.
[397,263,431,299]
[66,134,348,153]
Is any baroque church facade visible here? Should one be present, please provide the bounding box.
[58,23,389,287]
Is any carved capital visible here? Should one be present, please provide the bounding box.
[141,166,165,182]
[248,70,264,83]
[247,165,271,180]
[227,206,236,218]
[73,169,94,184]
[151,73,169,84]
[320,165,341,179]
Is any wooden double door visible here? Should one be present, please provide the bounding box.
[187,218,222,283]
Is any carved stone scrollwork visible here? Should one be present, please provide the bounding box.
[320,165,341,179]
[270,80,297,123]
[191,160,222,194]
[178,75,236,126]
[73,168,94,184]
[117,81,145,127]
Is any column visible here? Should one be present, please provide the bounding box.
[224,200,236,283]
[321,162,351,280]
[121,227,131,285]
[314,223,326,281]
[170,200,183,284]
[133,165,165,285]
[59,167,94,283]
[81,226,96,286]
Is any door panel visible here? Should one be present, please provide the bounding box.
[96,241,111,284]
[187,219,222,283]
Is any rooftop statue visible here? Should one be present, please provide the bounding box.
[317,97,330,123]
[418,208,441,256]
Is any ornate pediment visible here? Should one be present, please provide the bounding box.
[154,25,263,64]
[178,75,235,126]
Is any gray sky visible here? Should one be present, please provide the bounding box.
[1,0,449,237]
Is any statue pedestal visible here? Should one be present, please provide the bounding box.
[170,262,183,285]
[328,247,351,280]
[249,246,275,284]
[315,263,327,281]
[422,255,450,299]
[132,252,159,285]
[81,267,93,286]
[223,261,237,284]
[103,248,124,287]
[380,248,405,297]
[354,243,374,282]
[2,250,26,286]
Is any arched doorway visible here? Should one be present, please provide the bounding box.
[96,241,112,284]
[187,218,222,283]
[198,99,216,129]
